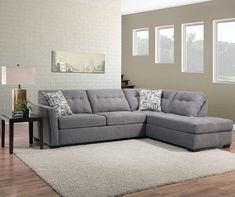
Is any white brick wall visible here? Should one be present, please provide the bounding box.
[0,0,121,114]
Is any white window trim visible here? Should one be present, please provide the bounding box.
[181,21,204,73]
[155,25,174,64]
[213,18,235,84]
[132,28,149,56]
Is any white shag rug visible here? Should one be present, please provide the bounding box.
[15,138,235,197]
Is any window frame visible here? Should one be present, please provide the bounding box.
[132,28,149,56]
[213,18,235,84]
[155,25,174,64]
[181,21,204,73]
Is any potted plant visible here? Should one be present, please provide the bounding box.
[17,99,31,118]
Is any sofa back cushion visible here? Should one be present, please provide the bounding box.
[38,90,92,114]
[123,89,174,112]
[86,89,130,113]
[167,91,207,117]
[123,89,140,111]
[161,90,178,113]
[123,89,207,117]
[198,101,208,117]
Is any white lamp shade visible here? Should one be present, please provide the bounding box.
[1,66,35,85]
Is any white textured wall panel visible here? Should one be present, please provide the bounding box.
[0,0,121,114]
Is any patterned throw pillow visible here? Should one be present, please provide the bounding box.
[138,89,162,112]
[43,91,73,116]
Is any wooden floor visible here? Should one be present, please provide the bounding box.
[1,124,235,197]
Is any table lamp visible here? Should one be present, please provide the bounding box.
[1,64,35,114]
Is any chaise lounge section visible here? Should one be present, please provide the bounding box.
[124,89,233,151]
[31,89,233,151]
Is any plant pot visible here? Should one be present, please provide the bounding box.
[23,108,29,118]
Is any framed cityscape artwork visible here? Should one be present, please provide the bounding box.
[51,51,105,74]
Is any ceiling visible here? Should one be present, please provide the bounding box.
[121,0,212,15]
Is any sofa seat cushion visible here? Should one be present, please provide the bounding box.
[58,114,106,129]
[147,112,233,134]
[98,111,146,126]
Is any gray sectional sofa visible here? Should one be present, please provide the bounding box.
[31,89,233,151]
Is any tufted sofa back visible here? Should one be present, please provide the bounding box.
[86,89,131,113]
[163,90,207,117]
[38,88,207,117]
[122,89,140,111]
[38,90,92,114]
[123,89,207,117]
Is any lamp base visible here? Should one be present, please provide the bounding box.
[12,111,23,118]
[12,89,27,112]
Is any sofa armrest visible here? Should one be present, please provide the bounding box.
[31,103,59,146]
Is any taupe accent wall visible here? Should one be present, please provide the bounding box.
[122,0,235,121]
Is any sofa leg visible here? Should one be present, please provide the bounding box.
[34,137,39,142]
[223,144,231,149]
[49,145,58,149]
[186,147,199,152]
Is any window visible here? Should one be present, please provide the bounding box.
[213,18,235,83]
[133,28,149,56]
[155,25,174,63]
[182,22,204,73]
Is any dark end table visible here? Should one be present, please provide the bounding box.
[1,114,43,154]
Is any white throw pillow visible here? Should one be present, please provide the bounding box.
[138,89,162,112]
[43,91,72,116]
